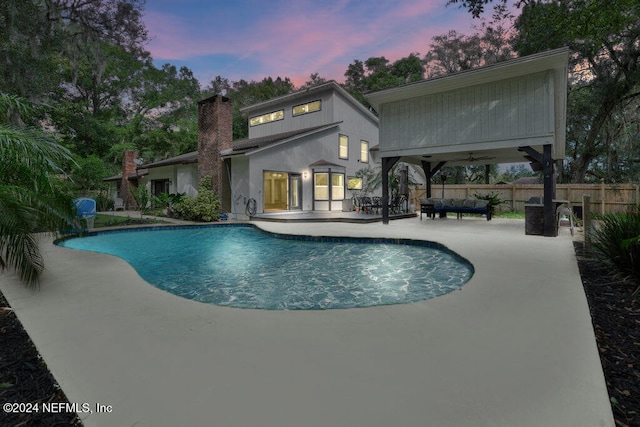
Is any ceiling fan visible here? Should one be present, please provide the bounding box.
[451,152,496,162]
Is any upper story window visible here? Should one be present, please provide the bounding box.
[339,135,348,160]
[293,100,321,116]
[249,110,284,127]
[360,140,369,163]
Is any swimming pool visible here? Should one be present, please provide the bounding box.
[57,224,474,310]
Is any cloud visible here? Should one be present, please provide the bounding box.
[143,1,478,87]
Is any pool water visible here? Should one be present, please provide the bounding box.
[57,225,474,310]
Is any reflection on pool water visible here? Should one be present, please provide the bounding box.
[57,224,474,310]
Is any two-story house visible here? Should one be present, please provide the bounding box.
[110,81,380,219]
[223,81,379,216]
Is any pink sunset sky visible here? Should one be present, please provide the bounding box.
[143,0,493,88]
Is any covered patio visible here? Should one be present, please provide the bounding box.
[365,48,569,235]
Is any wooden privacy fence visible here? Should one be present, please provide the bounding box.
[409,183,640,215]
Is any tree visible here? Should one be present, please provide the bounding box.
[0,0,64,98]
[513,0,640,183]
[498,164,538,182]
[0,0,148,100]
[446,0,522,19]
[0,93,77,287]
[298,73,329,90]
[343,54,426,109]
[70,155,113,193]
[215,76,295,140]
[423,26,514,78]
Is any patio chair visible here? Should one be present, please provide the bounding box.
[557,205,575,236]
[372,196,383,214]
[114,197,125,211]
[73,197,97,230]
[390,195,406,214]
[360,196,373,214]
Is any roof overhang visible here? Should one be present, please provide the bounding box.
[141,152,198,169]
[221,122,341,158]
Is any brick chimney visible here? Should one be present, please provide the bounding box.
[197,95,233,210]
[120,150,138,209]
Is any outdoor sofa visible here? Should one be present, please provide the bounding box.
[420,198,492,221]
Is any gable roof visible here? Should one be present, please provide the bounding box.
[241,80,378,124]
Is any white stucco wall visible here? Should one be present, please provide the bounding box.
[146,164,198,196]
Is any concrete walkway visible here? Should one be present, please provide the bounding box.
[0,217,614,427]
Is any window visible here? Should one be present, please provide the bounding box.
[348,176,362,190]
[360,140,369,163]
[249,110,284,127]
[314,173,329,200]
[151,179,170,197]
[293,100,321,116]
[332,173,345,200]
[339,135,348,159]
[314,172,344,201]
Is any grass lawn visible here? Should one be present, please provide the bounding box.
[493,211,525,219]
[92,213,166,228]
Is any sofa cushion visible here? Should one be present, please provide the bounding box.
[474,199,489,208]
[463,199,477,208]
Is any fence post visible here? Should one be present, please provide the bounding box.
[600,179,605,214]
[583,194,591,254]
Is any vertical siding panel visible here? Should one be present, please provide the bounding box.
[494,81,502,140]
[519,78,527,137]
[481,85,489,141]
[436,93,443,144]
[548,71,556,134]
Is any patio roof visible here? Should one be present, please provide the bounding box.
[140,152,199,170]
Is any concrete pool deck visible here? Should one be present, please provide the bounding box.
[0,217,614,427]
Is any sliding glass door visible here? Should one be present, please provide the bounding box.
[263,172,302,211]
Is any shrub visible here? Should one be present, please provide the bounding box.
[473,191,508,213]
[130,185,152,218]
[156,192,184,217]
[176,178,220,222]
[590,205,640,292]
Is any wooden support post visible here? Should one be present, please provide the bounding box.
[421,161,432,198]
[543,144,556,237]
[583,194,591,254]
[600,179,605,214]
[382,157,400,224]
